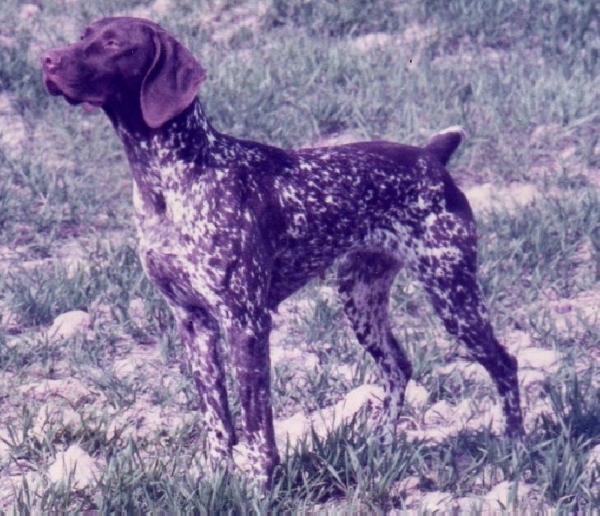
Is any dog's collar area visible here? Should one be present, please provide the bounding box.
[115,97,220,171]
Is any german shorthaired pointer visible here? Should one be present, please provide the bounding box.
[42,17,524,485]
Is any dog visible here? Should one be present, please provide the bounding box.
[42,16,524,485]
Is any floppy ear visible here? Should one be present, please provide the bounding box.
[140,30,206,129]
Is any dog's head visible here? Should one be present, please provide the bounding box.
[41,17,205,128]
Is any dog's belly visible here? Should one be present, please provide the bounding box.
[266,229,367,308]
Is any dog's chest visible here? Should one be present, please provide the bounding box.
[131,174,236,307]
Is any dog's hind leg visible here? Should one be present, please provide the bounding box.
[413,209,524,436]
[337,250,411,423]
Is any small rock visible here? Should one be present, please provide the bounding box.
[274,384,384,449]
[0,429,10,466]
[275,411,309,448]
[529,123,562,146]
[461,400,504,435]
[48,310,91,341]
[465,183,539,215]
[270,346,318,370]
[559,145,577,161]
[401,23,438,45]
[485,480,533,509]
[0,94,27,161]
[106,404,195,443]
[317,285,338,304]
[31,403,82,440]
[503,330,533,353]
[112,344,163,380]
[0,35,17,49]
[423,400,454,425]
[336,364,355,382]
[350,32,394,53]
[0,301,22,334]
[524,398,557,433]
[151,0,173,16]
[128,297,146,324]
[404,426,454,444]
[19,3,40,21]
[517,347,560,371]
[455,496,501,512]
[391,475,420,495]
[19,378,97,407]
[420,491,454,511]
[518,369,546,389]
[90,301,113,324]
[0,470,44,511]
[585,444,600,471]
[47,444,99,490]
[405,380,428,409]
[437,360,490,384]
[584,444,600,496]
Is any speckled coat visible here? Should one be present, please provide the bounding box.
[42,16,524,486]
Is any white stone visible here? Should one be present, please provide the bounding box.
[270,346,318,370]
[585,444,600,470]
[405,380,428,409]
[461,400,504,435]
[420,491,454,511]
[0,429,10,466]
[584,444,600,496]
[485,480,533,509]
[423,400,454,425]
[518,369,546,388]
[31,404,82,439]
[274,384,384,449]
[350,32,394,53]
[455,496,501,512]
[465,183,539,216]
[437,360,491,384]
[128,297,146,324]
[47,444,99,490]
[517,347,560,371]
[0,35,16,49]
[405,426,454,444]
[0,94,27,161]
[0,470,44,511]
[551,291,600,335]
[48,311,91,341]
[19,3,40,20]
[18,378,96,406]
[392,475,420,495]
[524,398,556,433]
[112,345,163,380]
[503,330,533,353]
[106,404,195,443]
[151,0,173,16]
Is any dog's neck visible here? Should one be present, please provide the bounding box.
[108,97,217,173]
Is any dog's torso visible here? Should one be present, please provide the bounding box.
[123,104,453,314]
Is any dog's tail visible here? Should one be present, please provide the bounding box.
[425,126,465,166]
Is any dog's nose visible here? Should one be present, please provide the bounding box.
[42,50,62,72]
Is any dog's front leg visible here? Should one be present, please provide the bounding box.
[173,306,237,470]
[226,309,279,487]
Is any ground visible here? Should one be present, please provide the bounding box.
[0,0,599,512]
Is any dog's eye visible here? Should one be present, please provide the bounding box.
[105,40,120,49]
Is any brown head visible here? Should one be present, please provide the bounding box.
[41,17,205,129]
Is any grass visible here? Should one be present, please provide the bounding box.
[0,0,599,512]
